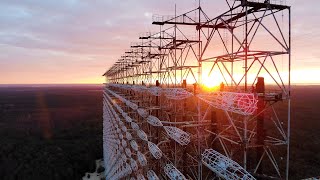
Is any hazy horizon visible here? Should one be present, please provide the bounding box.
[0,82,319,87]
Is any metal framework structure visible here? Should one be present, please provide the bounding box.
[103,0,291,179]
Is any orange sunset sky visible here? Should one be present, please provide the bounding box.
[0,0,319,85]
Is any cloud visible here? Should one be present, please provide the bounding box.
[0,0,319,84]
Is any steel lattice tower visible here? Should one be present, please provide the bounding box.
[103,0,291,179]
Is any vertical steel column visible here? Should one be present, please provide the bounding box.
[197,3,203,179]
[256,77,265,174]
[210,110,217,147]
[244,0,248,91]
[155,79,160,175]
[286,6,291,180]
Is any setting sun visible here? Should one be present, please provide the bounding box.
[202,75,222,90]
[200,68,227,91]
[0,0,319,179]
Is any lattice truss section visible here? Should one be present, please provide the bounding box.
[103,86,193,179]
[102,0,291,179]
[198,92,258,116]
[109,83,257,116]
[109,84,193,100]
[105,87,191,146]
[103,85,261,179]
[164,163,187,180]
[103,93,151,179]
[103,82,289,179]
[202,149,256,180]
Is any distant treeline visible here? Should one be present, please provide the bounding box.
[0,86,103,180]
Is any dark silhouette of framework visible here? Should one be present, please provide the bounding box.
[103,0,291,179]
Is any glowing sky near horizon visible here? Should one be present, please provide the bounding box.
[0,0,319,84]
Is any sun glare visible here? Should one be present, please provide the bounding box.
[202,76,221,91]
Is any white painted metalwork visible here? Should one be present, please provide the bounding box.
[198,92,258,116]
[103,0,291,177]
[164,163,187,180]
[130,140,139,151]
[118,120,124,126]
[122,139,127,147]
[126,101,139,110]
[147,141,162,159]
[202,149,256,180]
[137,129,148,141]
[132,85,148,92]
[137,108,149,118]
[163,88,193,100]
[116,128,121,134]
[163,126,190,145]
[130,158,139,171]
[125,115,133,123]
[126,132,133,140]
[147,170,160,180]
[131,122,140,130]
[149,87,162,96]
[136,173,147,180]
[147,115,163,127]
[137,151,148,166]
[122,126,127,132]
[125,148,132,157]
